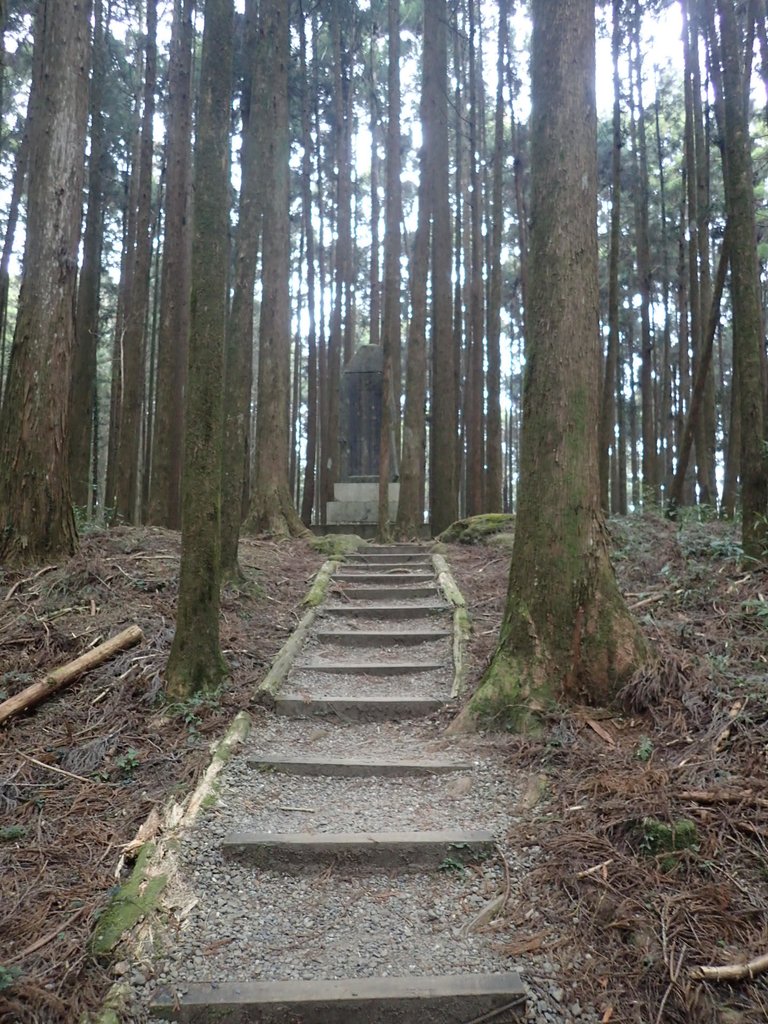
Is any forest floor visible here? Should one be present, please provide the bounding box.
[1,513,767,1024]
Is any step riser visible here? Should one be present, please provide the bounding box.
[322,605,448,619]
[314,631,451,646]
[273,697,443,721]
[150,974,526,1023]
[300,662,443,675]
[247,756,472,777]
[222,830,494,871]
[341,587,437,601]
[333,573,434,584]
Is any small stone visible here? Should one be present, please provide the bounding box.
[113,961,130,976]
[550,986,564,1004]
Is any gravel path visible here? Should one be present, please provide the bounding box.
[128,548,598,1024]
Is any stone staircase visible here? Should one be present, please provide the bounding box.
[149,544,526,1023]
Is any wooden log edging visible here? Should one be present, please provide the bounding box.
[432,554,471,698]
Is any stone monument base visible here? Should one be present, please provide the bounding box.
[326,481,400,525]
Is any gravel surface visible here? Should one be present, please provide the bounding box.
[128,554,599,1024]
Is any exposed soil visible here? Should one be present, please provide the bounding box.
[1,513,767,1024]
[0,527,321,1024]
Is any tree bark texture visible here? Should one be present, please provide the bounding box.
[0,0,91,564]
[463,0,646,730]
[165,0,233,698]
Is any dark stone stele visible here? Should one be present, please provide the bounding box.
[340,344,396,482]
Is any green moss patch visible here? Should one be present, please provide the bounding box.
[636,817,699,870]
[90,844,167,957]
[310,533,367,557]
[438,514,515,545]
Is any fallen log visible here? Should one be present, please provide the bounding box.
[0,625,143,725]
[690,950,768,982]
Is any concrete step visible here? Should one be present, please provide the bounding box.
[246,754,472,777]
[273,695,445,721]
[221,828,495,870]
[301,660,443,675]
[347,553,431,564]
[314,629,451,646]
[333,571,435,584]
[322,603,449,620]
[338,586,437,601]
[150,972,526,1022]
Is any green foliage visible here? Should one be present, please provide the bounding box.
[115,748,140,777]
[637,816,698,870]
[437,856,466,873]
[165,688,222,739]
[0,825,26,841]
[634,736,654,762]
[0,965,22,992]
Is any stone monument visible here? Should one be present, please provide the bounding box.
[326,344,399,526]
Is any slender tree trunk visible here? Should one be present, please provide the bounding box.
[0,127,28,410]
[115,0,156,523]
[368,26,381,350]
[165,0,233,698]
[378,0,402,539]
[244,0,306,538]
[147,0,193,529]
[428,0,457,535]
[0,0,91,564]
[221,0,262,574]
[715,0,768,557]
[460,0,646,731]
[600,0,622,513]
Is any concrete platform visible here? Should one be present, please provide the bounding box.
[273,695,445,721]
[246,754,472,777]
[150,972,526,1023]
[221,828,496,870]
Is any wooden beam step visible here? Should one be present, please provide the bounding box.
[273,695,445,721]
[300,660,443,675]
[221,828,495,870]
[314,629,451,646]
[246,754,472,777]
[150,972,526,1023]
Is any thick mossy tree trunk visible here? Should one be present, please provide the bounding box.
[460,0,647,732]
[0,0,90,565]
[165,0,233,699]
[243,0,306,540]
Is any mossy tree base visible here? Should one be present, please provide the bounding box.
[244,485,310,540]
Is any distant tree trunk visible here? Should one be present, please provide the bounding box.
[599,0,622,513]
[715,0,768,557]
[368,23,382,350]
[221,0,262,575]
[115,0,156,523]
[147,0,193,529]
[165,0,233,698]
[464,0,485,516]
[69,0,106,513]
[0,0,90,565]
[630,10,656,503]
[428,0,457,535]
[244,0,306,538]
[653,93,675,491]
[378,0,402,539]
[298,1,318,528]
[460,0,646,731]
[485,0,506,514]
[395,0,429,539]
[0,124,28,410]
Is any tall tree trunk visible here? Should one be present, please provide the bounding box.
[599,0,622,512]
[115,0,157,523]
[428,0,457,535]
[69,0,106,513]
[460,0,646,731]
[715,0,768,557]
[147,0,193,529]
[395,0,429,539]
[0,125,28,410]
[221,0,262,574]
[378,0,402,539]
[244,0,306,538]
[0,0,91,564]
[485,0,506,514]
[165,0,233,698]
[368,25,381,350]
